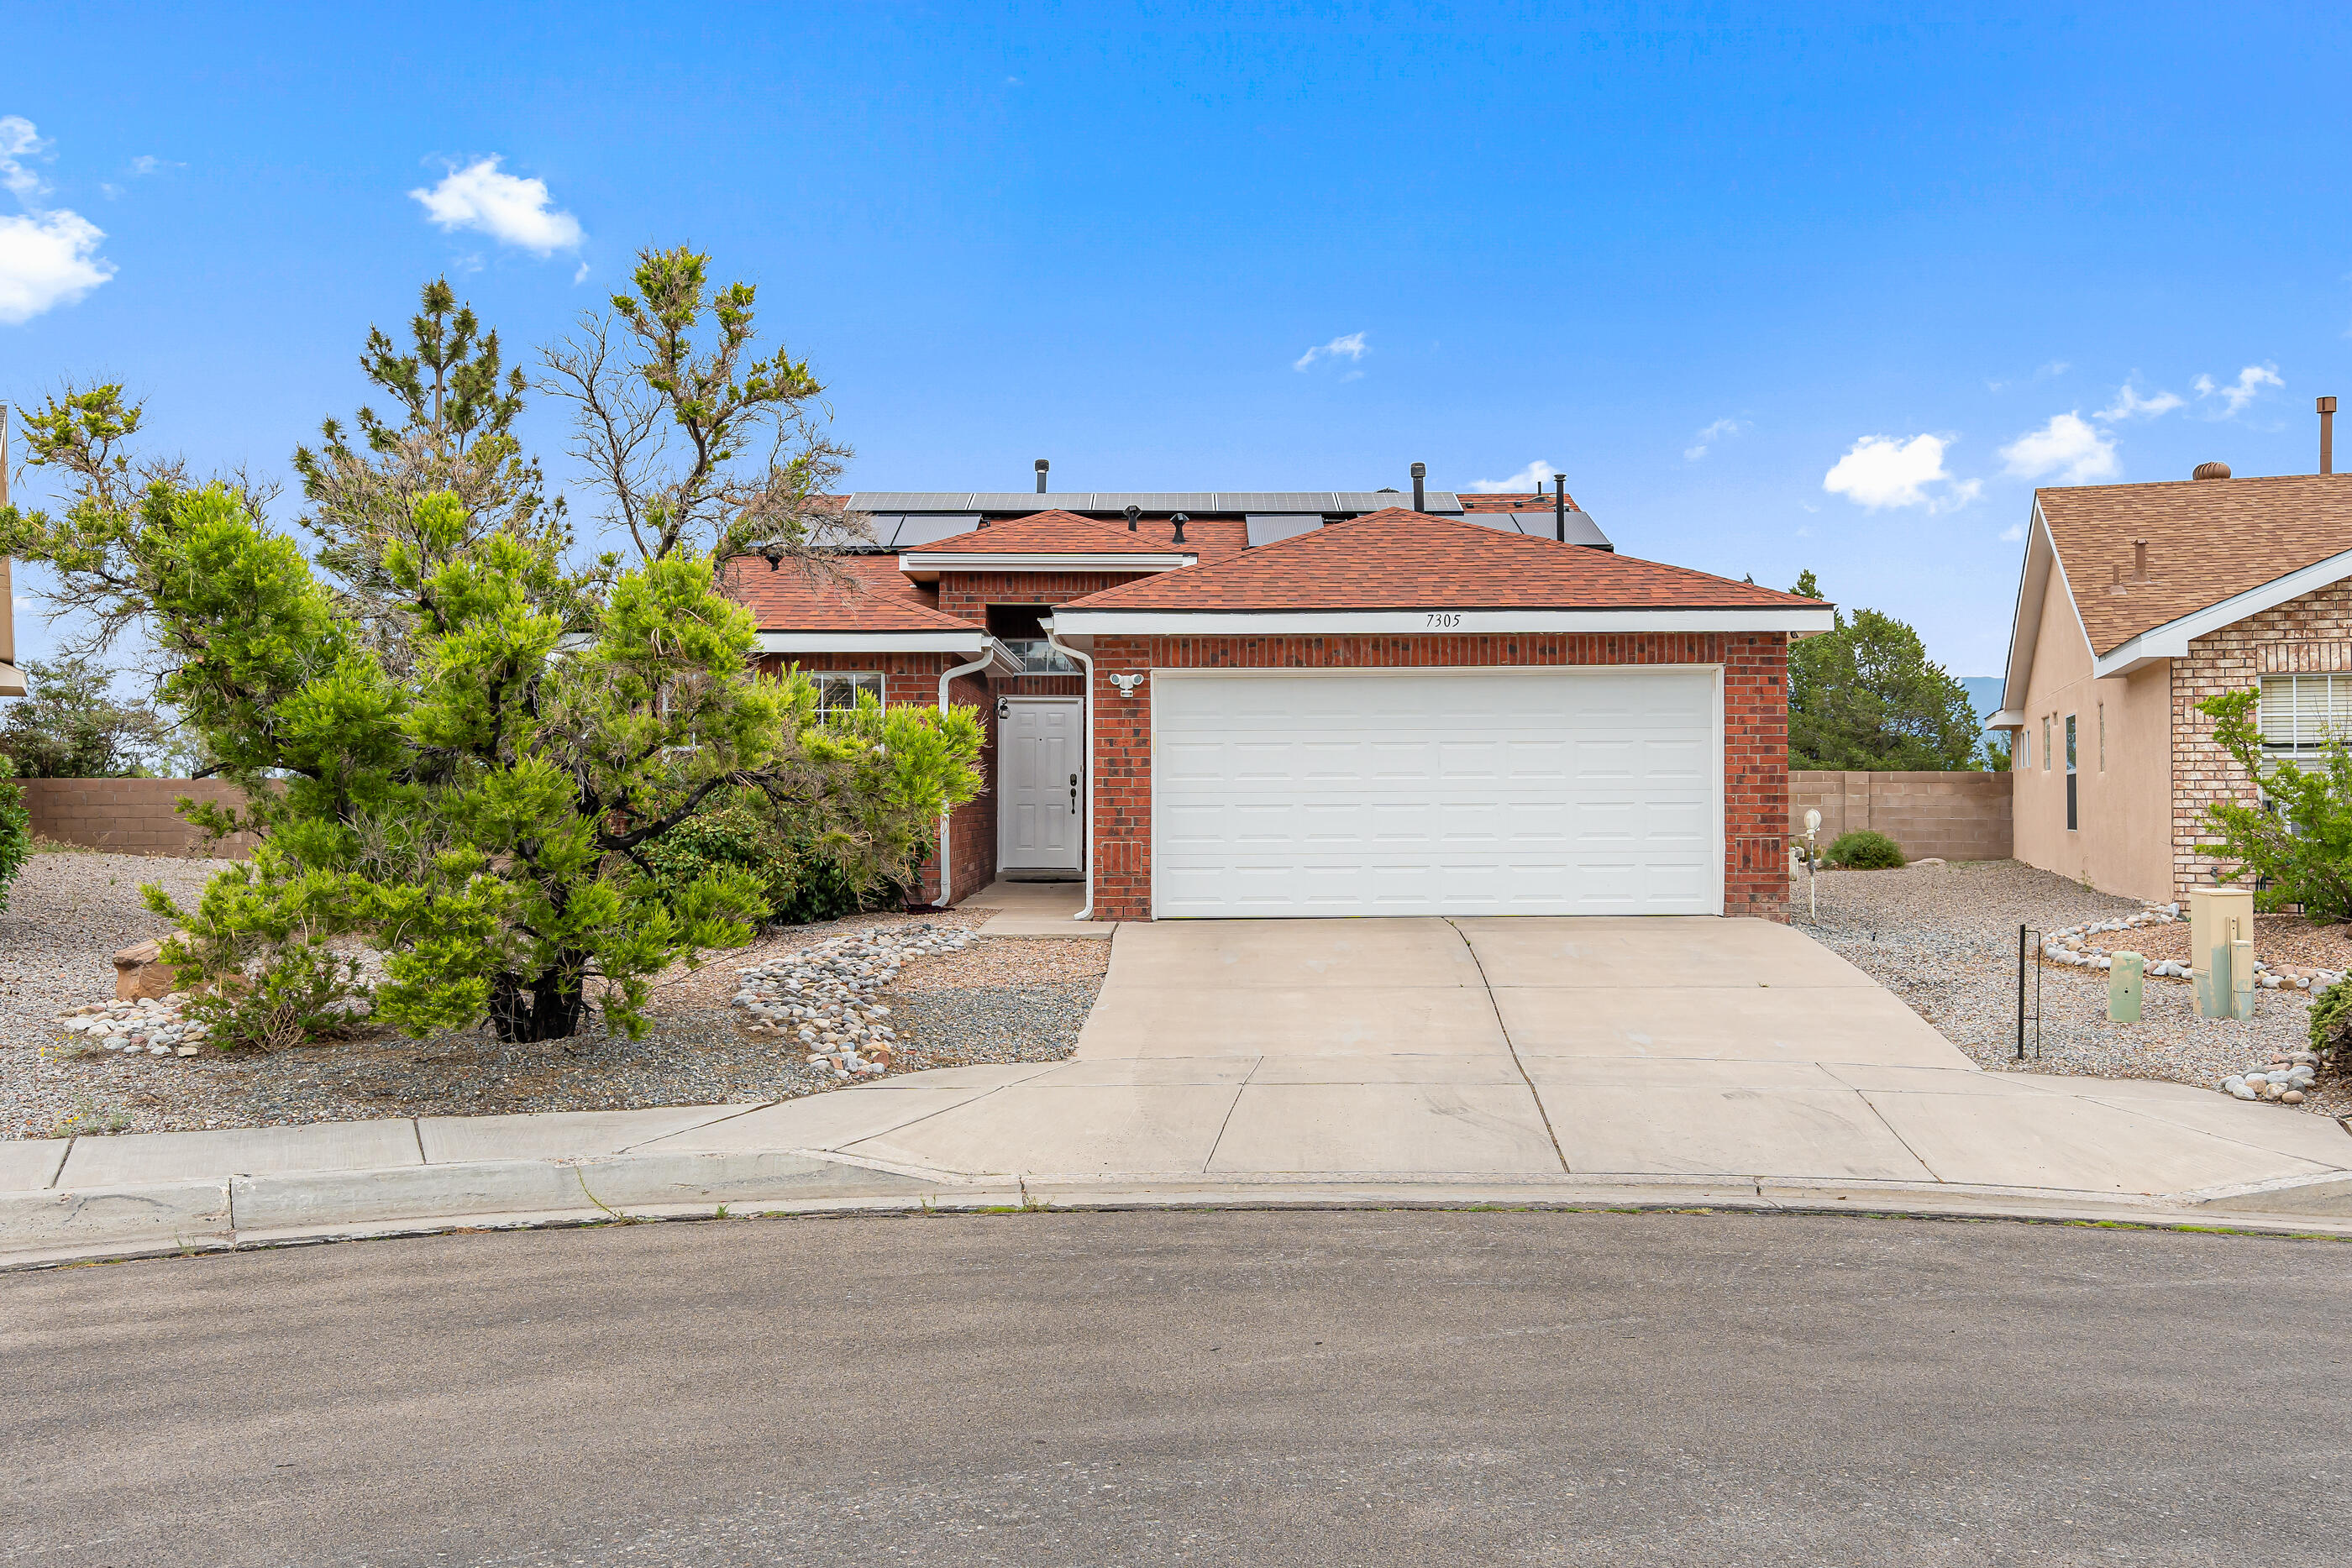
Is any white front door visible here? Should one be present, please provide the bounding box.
[1152,668,1722,918]
[999,698,1084,872]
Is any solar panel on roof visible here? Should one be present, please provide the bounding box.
[888,514,982,548]
[845,491,1465,516]
[1244,513,1325,546]
[1463,510,1615,551]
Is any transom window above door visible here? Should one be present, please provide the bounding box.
[815,671,885,720]
[2259,674,2352,753]
[985,604,1076,671]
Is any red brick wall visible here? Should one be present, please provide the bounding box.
[756,652,998,905]
[936,570,1156,622]
[1084,632,1792,922]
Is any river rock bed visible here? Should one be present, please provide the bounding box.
[726,924,979,1079]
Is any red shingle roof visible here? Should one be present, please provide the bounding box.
[1055,509,1816,612]
[720,554,974,632]
[2039,475,2352,656]
[909,510,1205,556]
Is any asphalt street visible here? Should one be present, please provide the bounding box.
[7,1209,2349,1566]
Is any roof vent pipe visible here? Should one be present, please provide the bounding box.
[2134,539,2149,580]
[1410,462,1426,512]
[2322,396,2338,475]
[2193,460,2232,480]
[1552,472,1567,543]
[1034,458,1050,493]
[1124,504,1140,532]
[1170,512,1189,545]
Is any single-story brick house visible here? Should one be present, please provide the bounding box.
[726,488,1829,921]
[1992,464,2352,901]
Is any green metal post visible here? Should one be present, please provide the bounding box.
[2108,951,2144,1024]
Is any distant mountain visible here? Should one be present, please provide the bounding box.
[1959,675,2004,725]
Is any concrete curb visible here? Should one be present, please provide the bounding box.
[9,1158,2352,1272]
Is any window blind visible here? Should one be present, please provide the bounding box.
[2259,674,2352,749]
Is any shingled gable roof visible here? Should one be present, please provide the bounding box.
[720,553,974,633]
[2037,474,2352,656]
[906,509,1204,557]
[1052,508,1817,612]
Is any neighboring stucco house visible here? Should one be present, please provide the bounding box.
[1992,468,2352,902]
[727,487,1829,921]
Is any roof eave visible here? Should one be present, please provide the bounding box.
[1047,606,1835,636]
[897,550,1197,581]
[2087,543,2352,679]
[753,630,994,653]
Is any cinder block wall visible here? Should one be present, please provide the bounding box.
[1789,771,2012,861]
[18,778,262,857]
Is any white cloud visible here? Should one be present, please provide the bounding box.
[409,157,584,254]
[2097,380,2184,421]
[1684,417,1746,461]
[1823,433,1979,511]
[0,115,52,201]
[1293,331,1367,372]
[0,211,114,323]
[2000,523,2025,542]
[2193,363,2283,417]
[0,118,113,325]
[129,155,163,176]
[1998,412,2119,485]
[573,260,589,285]
[1467,459,1557,495]
[1987,359,2071,393]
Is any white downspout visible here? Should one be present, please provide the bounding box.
[932,642,998,908]
[1045,624,1095,921]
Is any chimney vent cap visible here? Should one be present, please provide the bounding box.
[2193,460,2233,480]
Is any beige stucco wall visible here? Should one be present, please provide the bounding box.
[2010,564,2175,901]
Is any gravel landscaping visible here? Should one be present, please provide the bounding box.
[1799,859,2352,1118]
[0,851,1106,1141]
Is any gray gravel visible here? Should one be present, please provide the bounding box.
[1799,858,2347,1115]
[0,854,1095,1141]
[0,851,234,1138]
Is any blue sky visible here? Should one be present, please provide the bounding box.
[8,3,2352,677]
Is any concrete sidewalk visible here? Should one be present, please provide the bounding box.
[8,916,2352,1268]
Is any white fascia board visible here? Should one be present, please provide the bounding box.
[1998,501,2052,716]
[753,631,989,653]
[1047,607,1836,637]
[897,552,1195,574]
[2090,543,2352,681]
[1987,709,2027,730]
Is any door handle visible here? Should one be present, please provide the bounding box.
[1069,772,1079,812]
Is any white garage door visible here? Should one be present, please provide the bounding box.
[1152,669,1720,918]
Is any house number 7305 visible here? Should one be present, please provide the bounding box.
[1425,612,1462,628]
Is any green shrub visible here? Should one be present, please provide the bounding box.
[2311,976,2352,1068]
[2195,687,2352,920]
[0,757,28,911]
[635,788,913,928]
[1824,829,1906,869]
[178,938,370,1052]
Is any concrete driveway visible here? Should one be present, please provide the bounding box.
[636,917,2352,1200]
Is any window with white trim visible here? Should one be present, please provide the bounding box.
[2258,674,2352,754]
[815,671,885,721]
[2042,716,2052,771]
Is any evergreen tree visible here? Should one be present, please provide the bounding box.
[1787,572,1988,770]
[293,278,571,671]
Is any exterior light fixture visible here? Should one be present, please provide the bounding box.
[1109,672,1146,697]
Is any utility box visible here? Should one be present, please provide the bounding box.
[2188,886,2256,1020]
